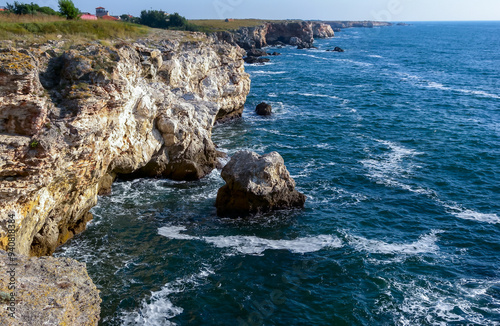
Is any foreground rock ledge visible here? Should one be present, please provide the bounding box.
[0,250,101,325]
[216,151,306,217]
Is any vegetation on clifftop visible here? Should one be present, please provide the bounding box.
[0,15,149,41]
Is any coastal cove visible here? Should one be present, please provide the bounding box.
[51,21,500,326]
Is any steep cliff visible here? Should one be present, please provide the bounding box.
[216,21,334,50]
[0,31,250,257]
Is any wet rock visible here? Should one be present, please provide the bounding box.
[244,56,270,64]
[216,151,306,217]
[255,102,272,116]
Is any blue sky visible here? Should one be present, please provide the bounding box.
[5,0,500,21]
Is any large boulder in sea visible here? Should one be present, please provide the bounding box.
[216,151,306,217]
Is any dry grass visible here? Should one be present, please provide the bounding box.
[0,16,150,42]
[0,13,66,23]
[191,19,283,32]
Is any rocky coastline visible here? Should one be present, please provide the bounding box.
[0,20,386,324]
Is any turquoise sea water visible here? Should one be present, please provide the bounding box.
[55,22,500,325]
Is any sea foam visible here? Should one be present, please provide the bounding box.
[158,226,342,255]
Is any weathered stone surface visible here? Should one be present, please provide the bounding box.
[255,102,272,116]
[312,23,335,38]
[0,31,250,256]
[0,249,101,325]
[218,21,320,50]
[216,151,306,217]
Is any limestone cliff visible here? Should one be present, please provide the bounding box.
[216,21,334,50]
[0,31,250,257]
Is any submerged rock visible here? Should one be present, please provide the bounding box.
[215,151,306,217]
[0,250,101,325]
[255,102,272,116]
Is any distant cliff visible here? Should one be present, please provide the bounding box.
[216,21,335,50]
[0,30,250,257]
[323,21,393,31]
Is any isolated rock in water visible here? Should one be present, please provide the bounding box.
[216,151,306,217]
[255,102,272,116]
[312,23,335,38]
[244,56,270,64]
[333,46,345,52]
[0,250,101,325]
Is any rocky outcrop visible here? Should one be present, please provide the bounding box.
[215,151,306,217]
[312,23,335,38]
[255,102,272,116]
[0,31,250,256]
[324,21,393,31]
[217,21,334,51]
[0,249,101,325]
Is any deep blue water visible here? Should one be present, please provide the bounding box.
[55,22,500,325]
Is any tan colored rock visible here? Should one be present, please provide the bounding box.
[216,151,306,217]
[0,32,250,256]
[0,249,101,325]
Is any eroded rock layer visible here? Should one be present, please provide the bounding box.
[0,31,250,256]
[0,249,101,325]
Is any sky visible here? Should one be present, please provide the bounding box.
[5,0,500,21]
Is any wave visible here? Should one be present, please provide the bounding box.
[399,73,500,100]
[442,202,500,224]
[360,139,428,193]
[285,91,342,100]
[348,230,442,255]
[249,71,287,75]
[387,278,500,325]
[120,267,214,325]
[158,226,342,255]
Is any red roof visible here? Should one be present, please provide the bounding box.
[100,15,118,21]
[0,8,7,11]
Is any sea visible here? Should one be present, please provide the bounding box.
[55,22,500,325]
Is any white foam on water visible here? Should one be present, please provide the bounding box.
[120,267,214,326]
[367,54,384,58]
[158,226,343,255]
[388,278,500,326]
[285,91,341,100]
[360,139,431,194]
[249,70,286,75]
[348,230,442,255]
[441,202,500,224]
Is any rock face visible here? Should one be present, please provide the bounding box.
[255,102,272,116]
[0,249,101,325]
[215,151,306,217]
[324,21,393,31]
[312,23,335,38]
[0,31,250,256]
[218,21,334,51]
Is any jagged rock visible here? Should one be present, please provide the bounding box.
[312,23,335,38]
[0,249,101,325]
[218,21,316,50]
[246,49,268,57]
[267,52,281,56]
[255,102,272,116]
[215,151,306,217]
[0,32,250,256]
[333,46,345,52]
[244,56,270,64]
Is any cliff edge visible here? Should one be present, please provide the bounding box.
[0,31,250,257]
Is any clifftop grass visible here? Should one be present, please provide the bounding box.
[191,19,283,32]
[0,14,149,42]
